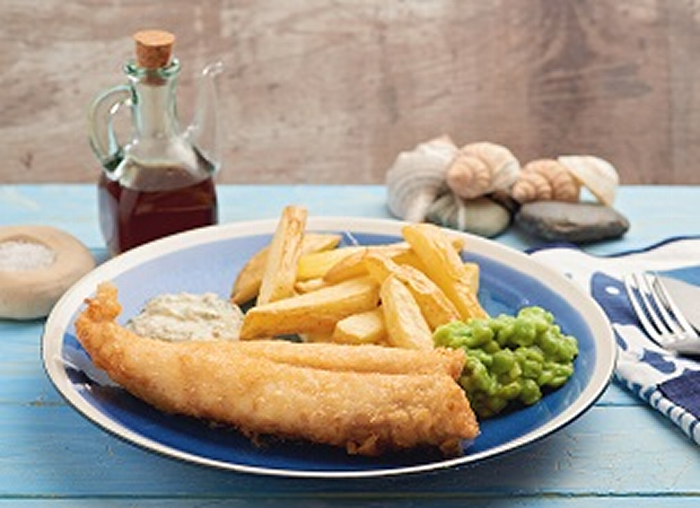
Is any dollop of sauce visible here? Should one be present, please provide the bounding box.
[126,292,244,342]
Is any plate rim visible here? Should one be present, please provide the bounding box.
[42,217,617,478]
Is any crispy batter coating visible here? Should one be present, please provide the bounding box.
[233,339,466,379]
[75,283,479,456]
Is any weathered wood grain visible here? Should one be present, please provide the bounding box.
[1,0,699,184]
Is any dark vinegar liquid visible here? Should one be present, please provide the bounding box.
[98,169,218,255]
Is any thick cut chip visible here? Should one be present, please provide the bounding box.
[294,277,332,294]
[364,253,460,330]
[332,307,387,345]
[323,242,412,283]
[380,275,434,350]
[391,249,427,272]
[323,238,465,284]
[402,223,488,321]
[257,206,308,305]
[296,246,365,281]
[231,233,341,304]
[240,276,380,339]
[461,262,480,294]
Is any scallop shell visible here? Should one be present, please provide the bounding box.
[446,142,521,200]
[511,159,581,203]
[558,155,619,206]
[386,136,458,222]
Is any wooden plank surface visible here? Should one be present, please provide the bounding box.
[1,184,698,252]
[1,184,699,506]
[1,404,698,499]
[1,1,700,185]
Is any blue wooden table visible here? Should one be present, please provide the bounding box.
[1,184,698,506]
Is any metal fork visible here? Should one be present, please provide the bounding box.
[624,271,700,355]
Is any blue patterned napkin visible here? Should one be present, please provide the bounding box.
[528,236,700,445]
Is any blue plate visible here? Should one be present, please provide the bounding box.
[43,217,616,478]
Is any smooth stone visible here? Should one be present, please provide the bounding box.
[426,193,512,237]
[516,201,630,243]
[489,190,521,215]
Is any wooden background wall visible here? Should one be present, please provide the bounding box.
[2,0,699,185]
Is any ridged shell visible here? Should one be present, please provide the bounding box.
[385,136,458,222]
[511,159,581,203]
[558,155,619,206]
[446,142,521,200]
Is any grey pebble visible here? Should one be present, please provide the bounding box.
[426,193,512,237]
[516,201,630,243]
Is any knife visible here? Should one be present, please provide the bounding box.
[658,275,700,333]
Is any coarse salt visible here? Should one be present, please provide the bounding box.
[0,240,56,271]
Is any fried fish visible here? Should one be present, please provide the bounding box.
[75,283,479,456]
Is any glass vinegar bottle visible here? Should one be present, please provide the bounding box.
[89,30,220,255]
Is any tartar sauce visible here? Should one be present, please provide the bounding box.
[126,292,244,342]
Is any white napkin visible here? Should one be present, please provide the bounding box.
[529,236,700,445]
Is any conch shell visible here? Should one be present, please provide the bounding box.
[558,155,619,206]
[446,142,521,200]
[511,159,581,204]
[386,136,459,222]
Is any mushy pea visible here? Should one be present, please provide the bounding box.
[433,306,578,418]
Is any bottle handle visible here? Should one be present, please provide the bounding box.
[87,85,132,173]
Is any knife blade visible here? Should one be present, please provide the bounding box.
[658,275,700,333]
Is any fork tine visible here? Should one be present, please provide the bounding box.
[650,272,698,336]
[625,271,700,355]
[635,272,672,335]
[624,273,663,340]
[643,272,685,335]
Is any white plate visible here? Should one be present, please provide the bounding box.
[42,217,616,478]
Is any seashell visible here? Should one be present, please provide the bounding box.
[445,154,490,200]
[511,159,581,204]
[426,191,512,238]
[446,142,521,200]
[386,136,458,222]
[558,155,619,206]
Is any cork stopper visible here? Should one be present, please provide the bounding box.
[134,30,175,69]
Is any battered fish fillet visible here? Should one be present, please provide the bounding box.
[233,340,466,379]
[74,283,479,456]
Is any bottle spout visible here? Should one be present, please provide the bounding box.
[186,61,224,172]
[203,60,224,78]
